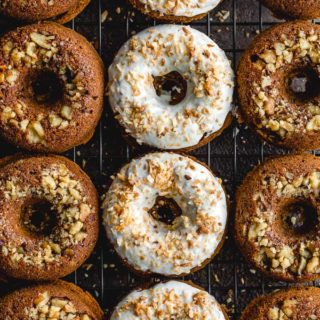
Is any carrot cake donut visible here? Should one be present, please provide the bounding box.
[235,154,320,282]
[110,281,228,319]
[127,0,225,22]
[238,21,320,150]
[0,0,90,22]
[240,286,320,320]
[0,154,99,281]
[259,0,320,20]
[0,280,104,319]
[0,22,104,153]
[108,25,234,152]
[102,152,228,276]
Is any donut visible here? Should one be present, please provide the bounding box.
[237,21,320,150]
[0,0,90,22]
[127,0,224,22]
[240,287,320,320]
[108,25,234,152]
[0,154,99,281]
[102,152,228,276]
[0,280,104,319]
[259,0,320,20]
[110,280,228,319]
[0,22,104,153]
[235,154,320,282]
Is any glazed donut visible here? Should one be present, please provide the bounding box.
[240,287,320,320]
[110,281,228,320]
[108,25,234,151]
[0,280,104,319]
[0,0,90,22]
[102,152,228,276]
[235,154,320,282]
[0,22,104,153]
[238,21,320,150]
[0,154,99,281]
[127,0,224,22]
[259,0,320,20]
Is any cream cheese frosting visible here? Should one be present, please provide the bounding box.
[108,25,234,150]
[110,281,227,320]
[137,0,223,18]
[102,152,228,276]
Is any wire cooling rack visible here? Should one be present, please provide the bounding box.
[1,0,320,319]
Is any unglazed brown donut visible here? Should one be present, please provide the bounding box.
[235,154,320,282]
[0,280,104,319]
[240,286,320,320]
[0,22,104,153]
[0,0,90,22]
[237,21,320,150]
[259,0,320,20]
[0,154,99,281]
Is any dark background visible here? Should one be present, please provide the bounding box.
[1,0,319,318]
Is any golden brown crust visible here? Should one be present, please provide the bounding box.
[259,0,320,20]
[0,154,99,281]
[0,22,104,153]
[235,153,320,282]
[0,0,90,22]
[240,286,320,320]
[104,152,228,278]
[0,280,104,319]
[237,21,320,151]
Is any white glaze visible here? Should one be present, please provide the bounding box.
[108,25,234,150]
[110,281,227,320]
[102,152,227,276]
[137,0,222,17]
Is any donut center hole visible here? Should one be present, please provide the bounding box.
[149,196,182,225]
[32,70,63,104]
[21,199,58,236]
[286,67,320,101]
[153,71,187,105]
[282,200,318,235]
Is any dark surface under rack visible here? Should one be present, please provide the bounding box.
[1,0,320,319]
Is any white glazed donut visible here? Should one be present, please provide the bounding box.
[129,0,224,20]
[102,152,228,276]
[110,280,227,320]
[108,25,234,151]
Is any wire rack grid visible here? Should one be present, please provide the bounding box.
[1,0,320,319]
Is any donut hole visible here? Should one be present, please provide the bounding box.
[286,67,320,102]
[149,196,182,225]
[21,199,58,236]
[31,70,64,104]
[153,71,187,105]
[281,200,318,235]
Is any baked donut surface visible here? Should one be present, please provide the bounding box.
[0,0,88,22]
[108,25,234,151]
[0,154,99,281]
[0,280,104,319]
[238,21,320,150]
[102,152,228,276]
[259,0,320,20]
[127,0,224,22]
[0,22,104,153]
[235,154,320,282]
[240,286,320,320]
[110,280,228,319]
